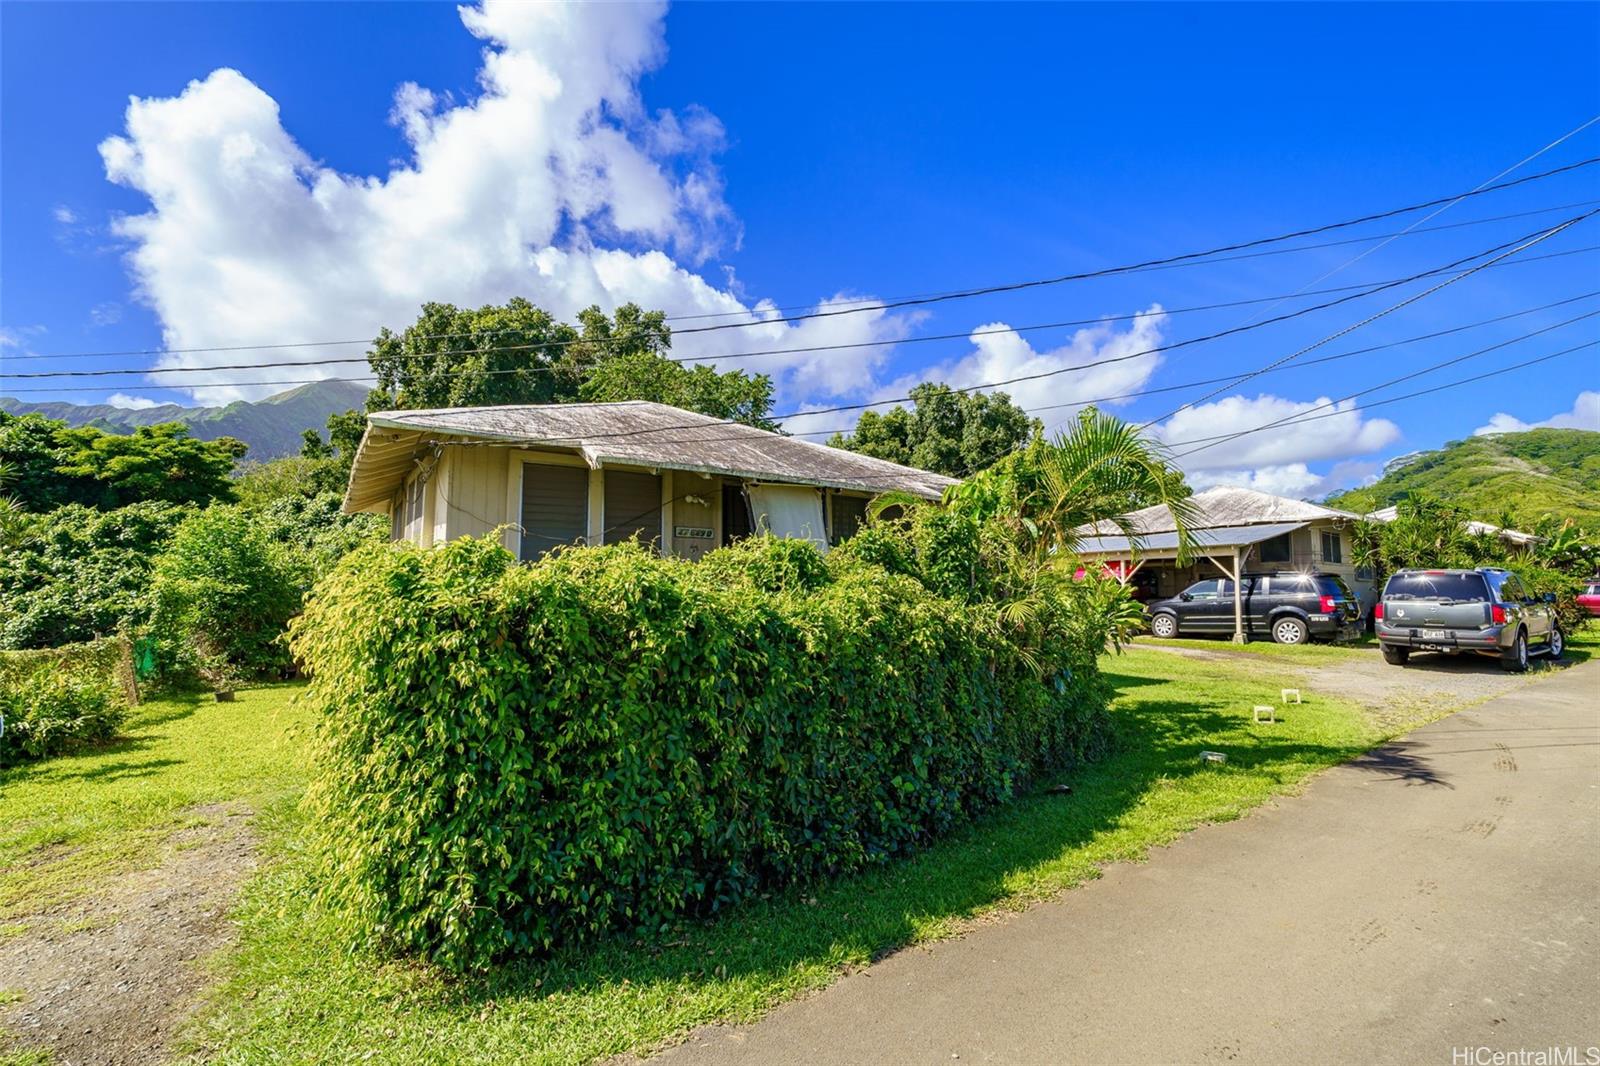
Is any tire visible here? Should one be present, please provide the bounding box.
[1548,626,1565,661]
[1381,644,1410,666]
[1150,613,1178,639]
[1271,616,1308,645]
[1501,629,1529,673]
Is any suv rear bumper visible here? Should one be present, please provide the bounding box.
[1375,622,1507,653]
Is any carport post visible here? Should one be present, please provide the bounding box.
[1231,545,1245,643]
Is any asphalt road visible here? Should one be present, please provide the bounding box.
[656,662,1600,1066]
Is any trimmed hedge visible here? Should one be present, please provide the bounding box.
[292,535,1110,970]
[0,637,131,765]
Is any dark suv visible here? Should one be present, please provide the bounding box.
[1145,572,1362,645]
[1375,567,1563,672]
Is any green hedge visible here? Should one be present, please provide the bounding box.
[0,637,131,765]
[292,535,1110,970]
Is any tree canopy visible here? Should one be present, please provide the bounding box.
[366,299,776,428]
[0,413,246,512]
[828,383,1039,478]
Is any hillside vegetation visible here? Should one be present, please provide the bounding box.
[1326,428,1600,527]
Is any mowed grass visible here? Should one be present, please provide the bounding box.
[0,685,309,922]
[1134,632,1378,665]
[183,646,1433,1065]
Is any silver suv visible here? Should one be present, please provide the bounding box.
[1375,567,1563,672]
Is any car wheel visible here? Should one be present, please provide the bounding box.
[1271,616,1308,645]
[1501,629,1528,673]
[1548,627,1565,661]
[1150,613,1177,639]
[1381,644,1410,666]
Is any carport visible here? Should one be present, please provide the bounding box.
[1077,521,1311,642]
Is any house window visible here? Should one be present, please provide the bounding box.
[520,463,588,561]
[603,470,663,548]
[830,494,869,545]
[1258,532,1293,564]
[1320,529,1343,564]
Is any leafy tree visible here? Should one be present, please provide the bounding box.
[367,299,776,427]
[293,407,370,496]
[0,413,245,512]
[829,383,1039,477]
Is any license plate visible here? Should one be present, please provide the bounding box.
[1422,629,1447,640]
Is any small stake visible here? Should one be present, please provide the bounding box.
[1281,688,1302,704]
[1253,704,1275,724]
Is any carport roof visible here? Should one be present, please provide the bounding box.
[1075,520,1310,558]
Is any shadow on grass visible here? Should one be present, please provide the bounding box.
[414,671,1384,1017]
[62,756,183,783]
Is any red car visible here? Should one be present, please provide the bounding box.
[1579,582,1600,618]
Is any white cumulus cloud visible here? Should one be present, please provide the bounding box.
[1473,390,1600,435]
[1152,393,1402,499]
[99,0,907,405]
[106,393,163,410]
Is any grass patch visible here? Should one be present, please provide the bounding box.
[1134,633,1376,666]
[189,647,1429,1065]
[0,685,309,920]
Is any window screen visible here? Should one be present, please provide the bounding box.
[603,470,663,548]
[1319,530,1343,564]
[830,494,870,545]
[1258,533,1293,563]
[520,464,588,561]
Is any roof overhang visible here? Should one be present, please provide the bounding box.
[1074,520,1312,560]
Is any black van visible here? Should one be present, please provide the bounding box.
[1145,571,1362,645]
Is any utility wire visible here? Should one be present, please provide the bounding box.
[1137,210,1598,429]
[9,157,1598,363]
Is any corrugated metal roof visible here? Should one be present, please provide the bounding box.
[1079,485,1364,537]
[1075,520,1311,557]
[342,401,958,513]
[1366,505,1538,545]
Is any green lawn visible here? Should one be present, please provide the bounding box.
[0,646,1479,1065]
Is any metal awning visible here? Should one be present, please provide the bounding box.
[1074,520,1309,558]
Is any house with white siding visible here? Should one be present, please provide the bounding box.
[341,400,955,560]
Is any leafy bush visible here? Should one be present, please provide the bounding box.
[0,501,190,650]
[0,641,129,765]
[293,536,1110,971]
[151,505,305,678]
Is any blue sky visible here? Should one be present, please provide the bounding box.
[3,1,1598,497]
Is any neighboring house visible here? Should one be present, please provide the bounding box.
[341,401,955,561]
[1072,486,1374,624]
[1363,505,1539,550]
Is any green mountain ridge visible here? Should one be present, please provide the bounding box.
[1324,428,1600,528]
[0,379,370,460]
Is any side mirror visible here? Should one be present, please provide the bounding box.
[1179,592,1193,602]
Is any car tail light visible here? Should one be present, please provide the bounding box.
[1492,604,1507,625]
[1319,594,1337,614]
[1374,603,1384,621]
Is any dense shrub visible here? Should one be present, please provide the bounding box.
[0,640,129,765]
[0,501,190,650]
[151,505,305,678]
[293,535,1110,970]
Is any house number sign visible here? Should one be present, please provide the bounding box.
[675,526,714,539]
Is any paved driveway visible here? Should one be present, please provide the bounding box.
[656,660,1600,1065]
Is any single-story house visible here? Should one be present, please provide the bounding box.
[341,400,956,561]
[1363,505,1539,550]
[1072,486,1374,640]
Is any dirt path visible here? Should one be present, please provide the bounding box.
[0,805,257,1066]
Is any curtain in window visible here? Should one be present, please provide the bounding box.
[748,484,828,552]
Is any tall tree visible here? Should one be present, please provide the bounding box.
[366,299,775,427]
[0,413,245,512]
[829,383,1039,477]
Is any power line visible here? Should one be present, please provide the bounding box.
[9,157,1598,364]
[20,243,1599,382]
[1137,210,1597,428]
[1164,312,1600,455]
